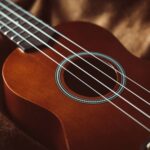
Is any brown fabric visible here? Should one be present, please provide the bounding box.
[0,113,47,150]
[0,0,150,150]
[12,0,150,58]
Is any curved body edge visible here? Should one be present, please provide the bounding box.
[2,21,150,150]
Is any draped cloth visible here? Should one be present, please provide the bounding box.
[13,0,150,59]
[0,0,150,149]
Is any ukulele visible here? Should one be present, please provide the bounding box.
[0,0,150,150]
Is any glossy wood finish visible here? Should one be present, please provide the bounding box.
[2,22,150,150]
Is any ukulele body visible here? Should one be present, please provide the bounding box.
[2,22,150,150]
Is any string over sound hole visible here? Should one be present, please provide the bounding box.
[64,57,117,97]
[55,52,126,104]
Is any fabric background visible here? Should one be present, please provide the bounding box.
[0,0,150,149]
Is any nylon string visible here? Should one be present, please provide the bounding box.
[1,0,149,107]
[0,20,149,132]
[0,1,150,132]
[5,0,150,94]
[0,10,149,120]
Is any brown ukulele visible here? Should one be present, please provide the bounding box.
[0,0,150,150]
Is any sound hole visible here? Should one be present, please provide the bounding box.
[63,56,118,97]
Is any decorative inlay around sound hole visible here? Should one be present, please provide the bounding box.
[55,52,126,104]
